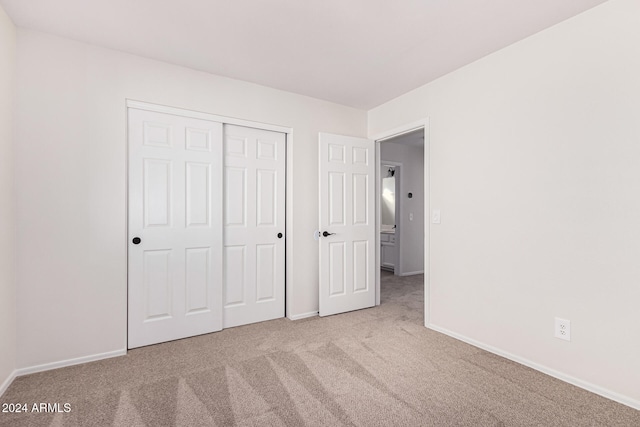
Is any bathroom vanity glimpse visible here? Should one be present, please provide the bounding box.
[380,228,396,271]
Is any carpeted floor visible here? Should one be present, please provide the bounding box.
[1,271,638,426]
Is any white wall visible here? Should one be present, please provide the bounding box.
[14,30,366,369]
[380,142,425,275]
[369,0,640,406]
[0,4,16,393]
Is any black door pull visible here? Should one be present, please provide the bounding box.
[132,237,141,244]
[277,233,283,238]
[322,231,335,237]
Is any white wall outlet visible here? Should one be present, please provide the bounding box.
[432,209,441,224]
[554,317,571,341]
[409,212,414,221]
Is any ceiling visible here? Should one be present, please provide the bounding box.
[1,0,607,109]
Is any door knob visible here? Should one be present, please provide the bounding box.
[132,237,141,244]
[277,233,283,238]
[322,231,335,237]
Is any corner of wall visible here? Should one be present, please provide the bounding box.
[0,3,17,397]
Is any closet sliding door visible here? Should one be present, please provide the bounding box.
[128,108,223,349]
[223,124,286,328]
[128,107,286,348]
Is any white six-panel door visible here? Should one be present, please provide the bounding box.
[128,109,223,348]
[319,133,375,316]
[223,125,286,328]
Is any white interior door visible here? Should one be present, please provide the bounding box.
[223,124,286,328]
[128,109,223,348]
[319,132,375,316]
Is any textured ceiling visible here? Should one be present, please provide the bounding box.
[0,0,608,109]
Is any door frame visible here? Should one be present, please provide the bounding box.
[125,99,294,338]
[371,118,430,326]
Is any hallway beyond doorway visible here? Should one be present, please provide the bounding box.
[380,269,423,321]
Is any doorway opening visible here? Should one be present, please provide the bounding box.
[375,126,427,323]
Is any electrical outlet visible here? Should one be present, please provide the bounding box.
[554,318,571,341]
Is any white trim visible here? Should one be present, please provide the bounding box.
[374,144,381,305]
[427,323,640,411]
[15,349,126,377]
[0,370,17,397]
[424,118,431,327]
[285,131,294,319]
[371,119,426,142]
[399,270,424,276]
[289,311,318,321]
[370,117,430,326]
[126,100,292,134]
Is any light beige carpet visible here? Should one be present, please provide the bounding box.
[1,271,638,426]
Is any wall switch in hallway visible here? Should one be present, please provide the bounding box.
[555,317,571,341]
[432,209,441,224]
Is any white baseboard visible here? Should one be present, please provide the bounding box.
[15,349,126,377]
[427,323,640,411]
[0,369,17,397]
[289,311,318,320]
[399,270,424,277]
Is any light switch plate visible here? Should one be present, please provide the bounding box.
[432,209,441,224]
